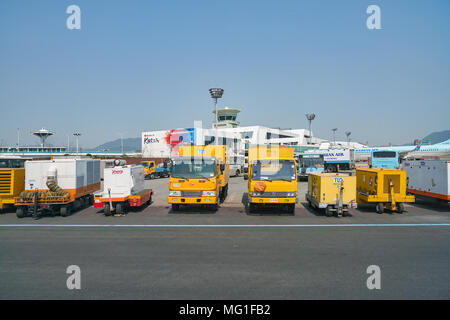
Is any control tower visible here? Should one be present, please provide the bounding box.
[212,107,241,129]
[32,128,54,147]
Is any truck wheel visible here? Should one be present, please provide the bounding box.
[60,206,71,217]
[248,203,256,213]
[235,170,240,177]
[16,207,26,219]
[149,173,155,180]
[115,203,123,215]
[172,204,180,212]
[376,203,384,214]
[104,203,111,216]
[287,204,295,214]
[325,206,333,217]
[396,203,405,214]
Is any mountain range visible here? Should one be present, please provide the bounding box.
[88,130,450,152]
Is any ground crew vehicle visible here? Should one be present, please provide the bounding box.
[402,159,449,202]
[168,145,229,211]
[244,146,297,214]
[229,155,244,177]
[356,168,415,213]
[15,159,101,218]
[306,172,356,217]
[94,161,153,215]
[323,149,355,172]
[297,153,324,180]
[370,150,400,169]
[0,158,26,211]
[141,160,170,179]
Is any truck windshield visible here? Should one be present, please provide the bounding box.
[252,159,296,181]
[171,158,216,179]
[299,156,324,168]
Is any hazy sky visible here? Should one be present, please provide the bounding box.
[1,0,449,148]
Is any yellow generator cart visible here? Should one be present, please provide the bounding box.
[356,168,415,213]
[306,173,356,217]
[0,168,25,211]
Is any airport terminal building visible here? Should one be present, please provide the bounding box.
[141,107,325,158]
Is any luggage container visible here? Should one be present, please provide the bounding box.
[402,159,450,202]
[306,172,356,217]
[15,159,101,218]
[94,162,153,215]
[356,168,415,213]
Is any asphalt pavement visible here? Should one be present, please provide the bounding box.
[0,176,449,299]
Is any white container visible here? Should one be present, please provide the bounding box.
[402,159,450,201]
[101,165,145,198]
[25,159,101,192]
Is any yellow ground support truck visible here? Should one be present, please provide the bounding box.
[168,145,229,211]
[356,168,415,213]
[244,145,297,214]
[306,172,356,217]
[0,159,26,211]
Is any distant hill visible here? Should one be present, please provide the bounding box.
[422,130,450,144]
[88,138,141,153]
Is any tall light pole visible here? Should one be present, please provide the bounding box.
[209,88,224,146]
[332,128,337,146]
[17,128,20,151]
[120,133,124,155]
[73,133,81,156]
[305,114,315,144]
[345,131,351,147]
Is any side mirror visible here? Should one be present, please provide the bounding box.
[220,164,225,172]
[244,174,248,180]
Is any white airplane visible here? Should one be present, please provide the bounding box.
[355,139,450,160]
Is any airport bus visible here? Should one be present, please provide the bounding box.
[370,150,400,169]
[297,153,324,180]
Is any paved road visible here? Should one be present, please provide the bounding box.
[0,177,449,299]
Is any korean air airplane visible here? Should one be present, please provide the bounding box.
[355,139,450,160]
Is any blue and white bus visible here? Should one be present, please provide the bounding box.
[370,150,399,169]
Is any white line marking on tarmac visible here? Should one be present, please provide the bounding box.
[0,224,449,228]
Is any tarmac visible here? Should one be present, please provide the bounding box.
[0,177,449,299]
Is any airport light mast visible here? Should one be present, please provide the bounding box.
[73,133,81,156]
[345,131,351,146]
[209,88,224,145]
[305,113,315,144]
[332,128,338,146]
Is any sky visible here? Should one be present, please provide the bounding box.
[0,0,449,149]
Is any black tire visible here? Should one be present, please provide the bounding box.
[286,204,295,214]
[104,203,111,216]
[16,207,26,219]
[376,202,384,214]
[147,195,152,205]
[60,206,70,217]
[248,203,256,213]
[149,173,155,180]
[172,204,180,212]
[396,203,405,213]
[235,170,240,177]
[325,206,333,217]
[115,203,123,215]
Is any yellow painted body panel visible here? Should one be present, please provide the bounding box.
[307,173,356,205]
[356,168,415,204]
[0,168,25,210]
[247,146,298,205]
